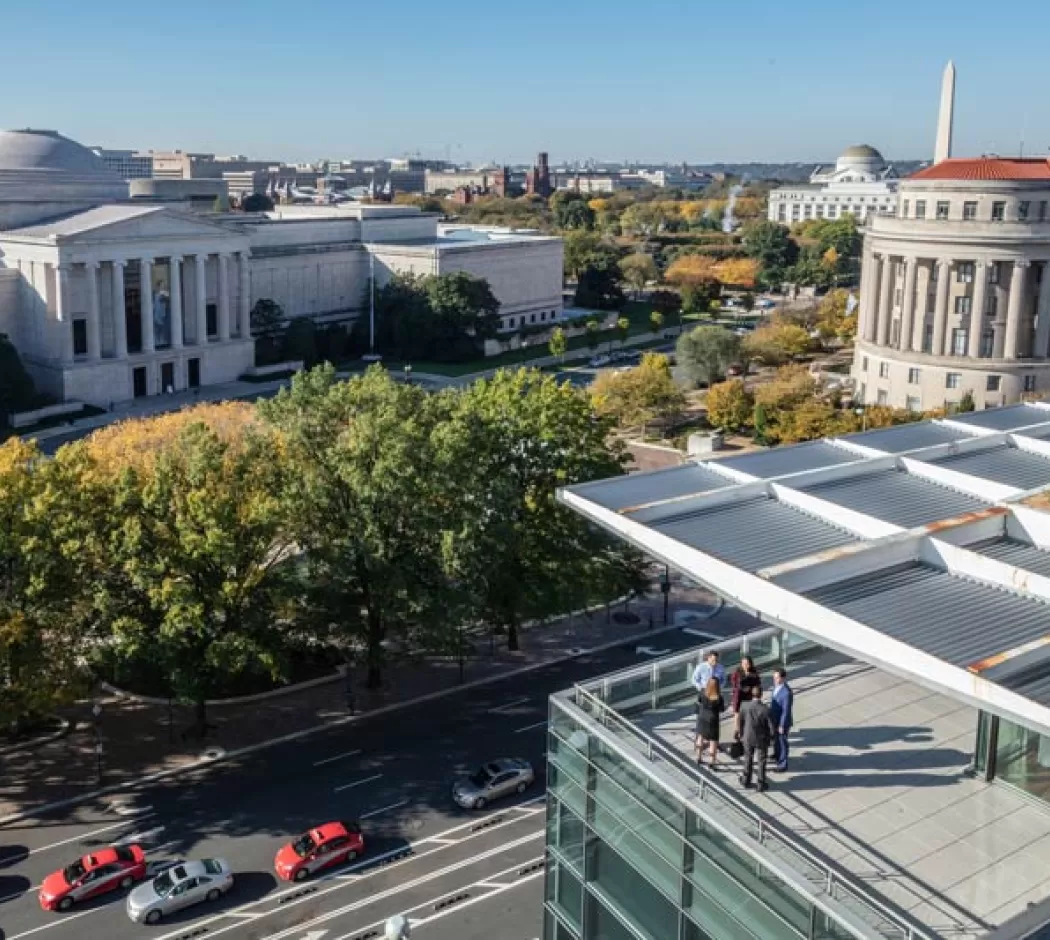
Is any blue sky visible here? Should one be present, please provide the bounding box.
[5,0,1049,166]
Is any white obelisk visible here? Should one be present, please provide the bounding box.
[934,60,956,164]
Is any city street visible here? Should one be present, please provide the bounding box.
[0,609,755,940]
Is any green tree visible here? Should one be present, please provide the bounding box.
[585,319,601,353]
[0,441,91,730]
[753,401,770,445]
[0,334,35,426]
[548,326,567,362]
[591,353,685,434]
[574,246,624,311]
[649,289,682,317]
[649,310,665,335]
[242,192,275,212]
[84,420,298,734]
[619,253,658,298]
[551,192,595,231]
[680,280,722,318]
[742,321,813,366]
[742,220,798,289]
[676,325,741,387]
[705,379,754,432]
[250,298,284,336]
[259,366,450,688]
[562,231,602,280]
[282,317,320,367]
[957,390,976,413]
[441,370,641,652]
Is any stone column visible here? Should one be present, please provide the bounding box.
[1004,259,1030,360]
[1034,262,1050,359]
[899,257,918,351]
[85,262,101,361]
[968,261,988,359]
[140,258,155,354]
[876,254,894,347]
[913,260,932,352]
[55,264,73,362]
[195,254,208,344]
[217,254,231,341]
[238,252,251,338]
[862,253,881,342]
[170,256,184,349]
[112,261,128,358]
[932,259,952,356]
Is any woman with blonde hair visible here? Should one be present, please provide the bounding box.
[695,676,725,769]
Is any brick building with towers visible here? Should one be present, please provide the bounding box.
[526,152,552,198]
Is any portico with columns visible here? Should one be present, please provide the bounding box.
[0,205,254,405]
[853,159,1050,410]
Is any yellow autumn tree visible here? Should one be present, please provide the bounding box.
[705,379,754,432]
[591,353,685,433]
[713,258,760,288]
[665,254,721,286]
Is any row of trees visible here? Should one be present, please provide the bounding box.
[741,217,861,291]
[0,367,643,733]
[705,365,947,445]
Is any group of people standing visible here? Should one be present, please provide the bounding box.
[691,650,793,793]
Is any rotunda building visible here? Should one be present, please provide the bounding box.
[853,157,1050,410]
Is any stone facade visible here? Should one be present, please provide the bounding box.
[852,158,1050,410]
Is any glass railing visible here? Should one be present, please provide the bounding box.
[564,630,936,940]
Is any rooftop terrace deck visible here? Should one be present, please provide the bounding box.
[635,650,1050,939]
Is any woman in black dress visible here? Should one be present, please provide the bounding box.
[695,677,725,769]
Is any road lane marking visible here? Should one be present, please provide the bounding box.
[359,799,408,819]
[152,802,546,940]
[513,720,547,734]
[333,773,382,793]
[260,832,544,940]
[490,697,530,714]
[6,907,103,939]
[15,817,155,862]
[408,870,544,930]
[313,749,362,767]
[420,837,457,845]
[477,880,512,889]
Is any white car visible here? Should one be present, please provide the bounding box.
[589,355,611,368]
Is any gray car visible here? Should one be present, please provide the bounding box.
[126,858,233,925]
[452,758,535,810]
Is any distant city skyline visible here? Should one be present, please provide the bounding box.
[5,0,1050,166]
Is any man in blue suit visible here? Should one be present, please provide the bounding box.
[769,668,794,772]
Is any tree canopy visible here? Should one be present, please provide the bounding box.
[0,334,35,425]
[591,352,685,433]
[741,221,798,289]
[676,325,741,387]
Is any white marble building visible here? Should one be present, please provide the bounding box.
[767,145,900,225]
[0,130,563,406]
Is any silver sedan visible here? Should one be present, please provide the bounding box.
[452,757,535,810]
[126,858,233,924]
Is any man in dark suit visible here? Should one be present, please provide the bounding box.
[770,668,794,772]
[737,686,775,792]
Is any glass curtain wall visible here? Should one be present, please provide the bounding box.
[976,712,1050,804]
[545,697,821,940]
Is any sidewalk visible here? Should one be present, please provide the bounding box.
[0,587,720,821]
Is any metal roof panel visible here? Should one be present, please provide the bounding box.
[565,463,730,511]
[714,440,860,479]
[947,403,1050,431]
[922,444,1050,491]
[796,468,989,528]
[969,537,1050,578]
[646,494,856,571]
[838,422,975,453]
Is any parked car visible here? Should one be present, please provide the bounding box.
[274,820,365,882]
[589,354,611,368]
[453,758,535,810]
[126,858,234,924]
[40,845,147,912]
[756,299,776,309]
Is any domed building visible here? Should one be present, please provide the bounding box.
[0,129,128,229]
[767,143,900,225]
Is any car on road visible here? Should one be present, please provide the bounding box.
[126,858,233,924]
[40,844,147,912]
[453,758,535,810]
[274,820,365,882]
[589,354,612,368]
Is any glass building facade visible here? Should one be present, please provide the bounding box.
[543,630,936,940]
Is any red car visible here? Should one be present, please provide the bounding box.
[39,844,147,911]
[274,821,364,882]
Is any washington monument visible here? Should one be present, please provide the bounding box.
[934,60,956,163]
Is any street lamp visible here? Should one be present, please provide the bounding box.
[855,405,867,433]
[92,702,104,785]
[403,363,412,385]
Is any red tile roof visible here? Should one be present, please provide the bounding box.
[909,158,1050,181]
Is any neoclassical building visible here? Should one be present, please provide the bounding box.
[852,157,1050,411]
[767,144,900,225]
[0,129,563,406]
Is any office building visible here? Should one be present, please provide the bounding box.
[550,406,1050,940]
[89,148,153,180]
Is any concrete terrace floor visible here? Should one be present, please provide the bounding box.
[637,651,1050,939]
